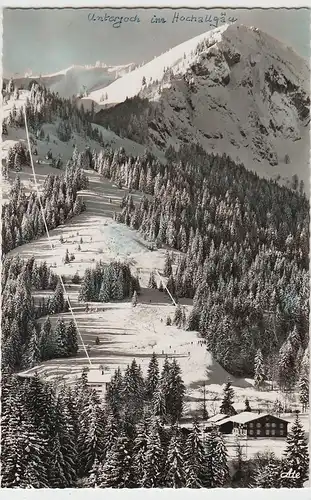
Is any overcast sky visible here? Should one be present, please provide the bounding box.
[3,7,310,76]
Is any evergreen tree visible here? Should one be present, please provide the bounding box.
[148,271,157,289]
[54,319,69,357]
[254,348,266,389]
[152,382,167,421]
[281,413,309,488]
[184,420,207,488]
[79,268,95,302]
[166,358,185,423]
[219,378,236,416]
[99,433,134,488]
[163,252,173,277]
[146,352,160,401]
[299,376,309,412]
[132,290,138,307]
[141,421,164,488]
[244,398,252,412]
[25,326,41,368]
[254,459,281,488]
[52,281,65,314]
[82,458,102,487]
[165,428,185,488]
[64,249,70,264]
[173,304,183,327]
[39,317,55,361]
[49,395,77,487]
[102,410,120,459]
[122,359,145,420]
[205,429,229,487]
[105,368,124,416]
[2,415,49,488]
[132,416,149,486]
[77,391,105,477]
[66,319,79,356]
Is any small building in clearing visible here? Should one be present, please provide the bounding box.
[86,366,112,395]
[216,411,289,438]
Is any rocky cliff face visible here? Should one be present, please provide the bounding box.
[146,24,309,180]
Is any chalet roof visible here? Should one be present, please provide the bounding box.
[87,369,112,384]
[207,413,228,423]
[217,411,290,426]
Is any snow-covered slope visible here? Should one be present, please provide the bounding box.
[86,23,310,186]
[85,25,229,106]
[1,89,164,200]
[5,62,136,99]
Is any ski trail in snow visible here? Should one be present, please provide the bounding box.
[23,106,93,367]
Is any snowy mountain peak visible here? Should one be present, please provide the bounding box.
[85,24,230,106]
[90,23,309,185]
[86,23,309,108]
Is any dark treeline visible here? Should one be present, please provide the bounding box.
[1,355,308,488]
[1,256,76,371]
[94,95,159,145]
[86,143,309,385]
[2,163,88,255]
[78,260,140,302]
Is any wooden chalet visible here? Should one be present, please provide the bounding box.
[215,411,289,438]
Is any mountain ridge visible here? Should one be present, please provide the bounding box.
[3,62,136,99]
[89,23,310,186]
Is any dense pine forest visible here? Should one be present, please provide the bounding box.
[2,163,89,255]
[1,355,309,488]
[78,261,141,303]
[1,256,80,370]
[83,142,309,387]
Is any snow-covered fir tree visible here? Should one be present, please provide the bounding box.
[146,352,160,401]
[254,348,266,389]
[281,413,309,488]
[219,378,236,416]
[299,375,309,412]
[165,427,185,488]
